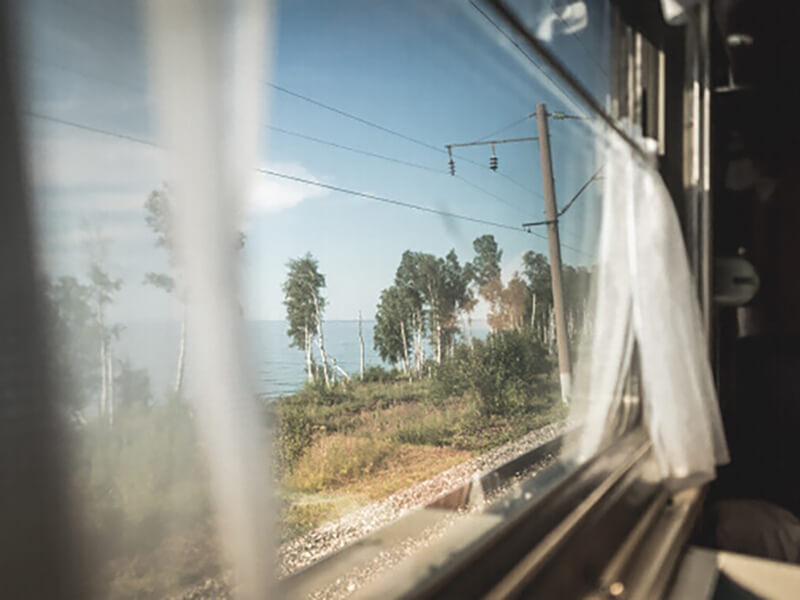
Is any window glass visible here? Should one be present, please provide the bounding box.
[16,0,614,597]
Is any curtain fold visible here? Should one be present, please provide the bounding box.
[571,131,728,488]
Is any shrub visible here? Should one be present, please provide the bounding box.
[469,330,551,416]
[276,400,315,474]
[430,343,473,401]
[361,365,399,383]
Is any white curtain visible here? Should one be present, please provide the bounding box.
[147,1,273,597]
[571,131,729,488]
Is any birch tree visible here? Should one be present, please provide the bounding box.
[143,186,187,396]
[88,263,122,426]
[283,254,330,386]
[43,276,100,413]
[374,285,414,374]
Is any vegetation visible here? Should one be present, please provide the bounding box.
[45,213,589,597]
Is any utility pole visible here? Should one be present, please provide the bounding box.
[536,103,572,404]
[446,107,589,404]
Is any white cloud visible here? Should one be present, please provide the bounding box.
[246,163,328,214]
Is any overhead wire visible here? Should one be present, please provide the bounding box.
[16,53,538,212]
[476,112,536,142]
[268,82,541,196]
[548,1,610,80]
[256,168,589,256]
[267,124,531,213]
[468,0,586,119]
[23,109,594,255]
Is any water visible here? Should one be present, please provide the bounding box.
[116,319,491,400]
[117,320,388,399]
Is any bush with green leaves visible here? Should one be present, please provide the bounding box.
[468,330,551,416]
[360,365,399,384]
[276,399,315,474]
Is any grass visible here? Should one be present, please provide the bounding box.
[274,376,566,536]
[77,363,565,597]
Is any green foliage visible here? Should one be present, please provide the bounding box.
[283,253,325,352]
[380,248,472,368]
[114,360,153,410]
[469,330,551,415]
[469,234,502,289]
[360,365,399,383]
[276,399,315,474]
[143,186,179,295]
[76,403,218,598]
[43,276,100,409]
[392,412,457,446]
[373,285,414,367]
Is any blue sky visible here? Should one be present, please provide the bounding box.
[17,0,610,322]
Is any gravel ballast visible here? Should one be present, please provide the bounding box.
[171,420,566,599]
[279,420,566,577]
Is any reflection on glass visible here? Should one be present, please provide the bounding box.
[18,0,611,597]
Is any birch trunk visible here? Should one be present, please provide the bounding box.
[174,306,187,395]
[304,325,314,383]
[312,291,330,387]
[107,350,114,427]
[531,293,537,330]
[414,309,425,375]
[358,311,365,380]
[435,322,442,365]
[400,320,410,376]
[99,335,107,420]
[98,297,107,419]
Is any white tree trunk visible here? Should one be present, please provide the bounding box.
[414,310,425,375]
[435,323,442,364]
[358,311,365,380]
[333,360,350,381]
[107,350,114,427]
[304,325,314,383]
[312,292,330,387]
[400,320,410,375]
[174,307,187,395]
[99,335,107,420]
[531,293,537,330]
[98,298,108,420]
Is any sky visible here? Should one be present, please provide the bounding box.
[16,0,611,322]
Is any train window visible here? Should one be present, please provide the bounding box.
[7,0,726,598]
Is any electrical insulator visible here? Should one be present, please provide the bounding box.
[490,155,498,171]
[449,158,456,176]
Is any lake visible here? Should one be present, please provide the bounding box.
[116,320,489,400]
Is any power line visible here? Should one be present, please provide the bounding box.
[548,1,610,79]
[23,110,157,148]
[267,124,443,174]
[522,165,602,227]
[476,112,536,142]
[468,0,586,119]
[268,82,445,156]
[19,55,533,208]
[455,175,529,215]
[268,81,539,194]
[22,110,582,252]
[268,123,532,211]
[256,168,589,256]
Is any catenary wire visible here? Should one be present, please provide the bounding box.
[22,109,591,255]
